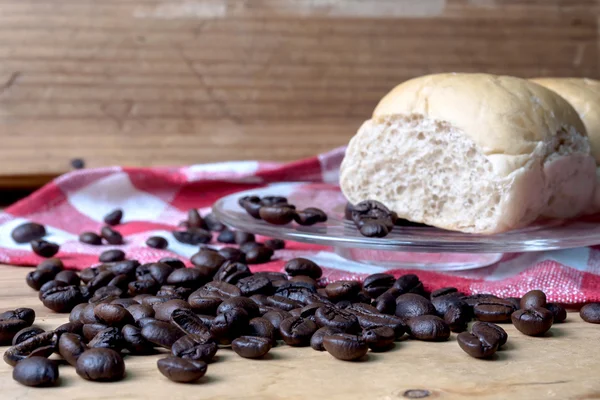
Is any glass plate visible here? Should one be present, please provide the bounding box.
[212,182,600,271]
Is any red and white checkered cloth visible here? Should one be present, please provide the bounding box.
[1,146,600,305]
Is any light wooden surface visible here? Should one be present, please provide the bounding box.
[0,0,599,187]
[0,265,599,399]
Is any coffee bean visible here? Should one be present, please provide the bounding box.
[346,304,405,337]
[38,280,67,299]
[279,316,317,346]
[544,303,567,323]
[192,281,241,300]
[41,285,83,313]
[264,239,285,250]
[54,270,80,286]
[505,297,522,310]
[471,322,508,348]
[146,236,168,249]
[99,249,126,263]
[444,304,470,333]
[239,196,263,219]
[172,228,212,245]
[358,221,390,237]
[140,262,174,285]
[79,267,100,284]
[457,330,499,359]
[154,299,192,322]
[431,287,459,299]
[245,246,274,264]
[121,324,155,354]
[362,273,395,298]
[267,295,303,311]
[213,261,252,285]
[169,309,211,343]
[191,250,226,273]
[262,310,291,337]
[87,271,117,294]
[126,304,154,323]
[406,315,450,341]
[374,291,398,315]
[94,303,134,326]
[76,348,125,381]
[12,327,45,346]
[186,209,206,229]
[294,207,327,226]
[3,331,58,366]
[431,293,466,318]
[325,281,361,302]
[323,333,368,361]
[244,317,276,345]
[210,308,249,343]
[164,268,204,290]
[259,205,296,225]
[362,326,395,351]
[217,229,236,244]
[314,305,360,333]
[234,231,255,245]
[30,240,60,258]
[103,209,123,226]
[172,336,217,362]
[284,258,322,279]
[461,294,500,308]
[310,326,341,351]
[351,200,394,235]
[157,356,207,383]
[395,294,435,321]
[11,222,46,244]
[217,297,260,318]
[232,336,272,359]
[154,258,183,270]
[141,320,185,349]
[0,320,27,346]
[79,232,103,245]
[127,280,159,296]
[26,270,55,291]
[511,307,553,336]
[235,275,272,297]
[101,226,124,245]
[12,357,59,387]
[88,327,125,351]
[204,212,225,232]
[0,308,36,326]
[82,324,108,341]
[58,333,87,366]
[393,274,424,295]
[520,290,547,309]
[473,299,516,323]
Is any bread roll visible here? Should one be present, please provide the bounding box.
[530,78,600,212]
[340,73,595,234]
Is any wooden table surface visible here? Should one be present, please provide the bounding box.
[0,265,599,400]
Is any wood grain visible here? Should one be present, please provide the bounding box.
[0,265,599,399]
[0,0,598,187]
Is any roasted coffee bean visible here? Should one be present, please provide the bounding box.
[511,307,553,336]
[346,305,405,337]
[351,200,394,226]
[172,335,217,362]
[156,257,184,270]
[136,317,157,328]
[89,286,122,305]
[259,196,289,206]
[236,275,272,297]
[103,209,123,226]
[94,303,134,327]
[473,299,516,323]
[101,226,124,245]
[157,356,207,383]
[325,281,361,302]
[395,294,436,321]
[290,276,318,288]
[12,357,59,387]
[11,222,46,244]
[26,270,55,291]
[284,258,322,279]
[41,285,83,313]
[374,291,398,315]
[461,294,500,308]
[79,267,100,284]
[457,330,499,359]
[210,308,249,343]
[187,296,222,315]
[294,207,327,226]
[431,294,466,318]
[520,290,547,309]
[3,331,58,366]
[244,317,276,344]
[431,287,459,299]
[38,280,67,299]
[289,308,302,318]
[362,273,395,298]
[234,231,255,245]
[53,270,80,286]
[126,304,155,322]
[30,240,60,258]
[217,297,260,318]
[79,232,103,245]
[157,285,191,299]
[164,268,204,290]
[121,324,154,354]
[215,248,243,264]
[12,327,45,346]
[0,308,35,326]
[262,310,291,336]
[204,212,225,232]
[109,298,137,308]
[191,249,226,271]
[279,316,317,347]
[471,322,508,348]
[153,299,191,322]
[58,333,87,366]
[266,295,303,311]
[239,241,263,253]
[104,274,129,291]
[256,272,289,283]
[245,246,274,264]
[217,229,236,244]
[88,327,125,351]
[146,236,168,249]
[186,209,206,229]
[192,281,241,300]
[323,333,368,361]
[55,321,84,337]
[299,303,326,320]
[232,336,272,359]
[172,228,212,245]
[239,196,263,219]
[264,238,285,250]
[314,306,359,333]
[259,205,296,225]
[362,326,395,351]
[310,327,342,351]
[406,315,450,341]
[78,304,98,324]
[358,220,390,237]
[169,309,211,343]
[76,348,125,381]
[0,320,28,345]
[82,324,108,341]
[542,303,567,323]
[99,249,126,263]
[393,274,424,295]
[444,304,470,333]
[505,297,522,310]
[141,320,185,349]
[213,261,252,284]
[87,272,117,295]
[128,280,159,296]
[580,303,600,323]
[141,295,172,308]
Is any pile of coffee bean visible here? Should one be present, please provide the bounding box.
[239,196,327,226]
[5,245,600,388]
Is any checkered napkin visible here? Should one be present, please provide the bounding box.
[1,146,599,305]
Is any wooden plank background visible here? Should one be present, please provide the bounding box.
[0,0,598,187]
